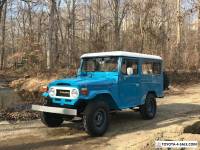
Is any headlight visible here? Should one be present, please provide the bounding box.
[49,87,56,97]
[71,89,79,99]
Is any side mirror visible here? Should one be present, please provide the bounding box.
[77,68,81,75]
[127,67,133,76]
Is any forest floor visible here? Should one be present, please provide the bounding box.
[0,81,200,149]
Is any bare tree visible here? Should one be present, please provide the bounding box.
[177,0,181,46]
[22,0,34,52]
[174,0,182,71]
[0,0,199,73]
[63,0,77,68]
[198,0,200,69]
[0,0,6,23]
[71,0,76,67]
[160,0,167,58]
[0,0,7,70]
[108,0,129,50]
[47,0,57,70]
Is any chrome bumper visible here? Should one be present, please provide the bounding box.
[31,105,77,116]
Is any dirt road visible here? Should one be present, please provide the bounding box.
[0,84,200,150]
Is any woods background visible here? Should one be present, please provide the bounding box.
[0,0,200,74]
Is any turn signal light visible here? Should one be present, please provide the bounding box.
[80,88,88,96]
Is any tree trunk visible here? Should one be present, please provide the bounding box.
[198,3,200,70]
[0,1,7,70]
[0,0,6,24]
[47,0,56,70]
[139,14,144,53]
[176,0,181,46]
[10,0,15,56]
[27,1,33,52]
[71,0,76,68]
[161,0,167,58]
[114,0,120,50]
[88,0,92,52]
[173,0,182,72]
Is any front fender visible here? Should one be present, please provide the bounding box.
[42,92,49,97]
[79,90,119,110]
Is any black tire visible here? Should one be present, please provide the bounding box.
[41,97,64,127]
[83,101,109,137]
[42,97,52,106]
[42,97,73,121]
[163,71,170,90]
[140,94,157,120]
[41,112,64,127]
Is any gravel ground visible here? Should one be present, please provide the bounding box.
[0,83,200,150]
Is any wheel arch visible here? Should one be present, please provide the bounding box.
[147,91,157,98]
[93,93,119,110]
[76,93,119,114]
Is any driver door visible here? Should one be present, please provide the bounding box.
[119,58,141,108]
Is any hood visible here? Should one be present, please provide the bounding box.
[49,75,117,88]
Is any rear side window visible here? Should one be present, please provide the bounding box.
[142,63,153,75]
[142,62,161,75]
[122,58,138,75]
[153,62,161,74]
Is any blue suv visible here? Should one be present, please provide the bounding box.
[32,51,167,136]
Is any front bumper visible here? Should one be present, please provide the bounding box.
[31,105,77,116]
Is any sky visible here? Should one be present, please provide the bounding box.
[6,0,199,23]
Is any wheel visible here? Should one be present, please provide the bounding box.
[41,97,64,127]
[139,94,157,120]
[42,97,52,106]
[42,97,73,121]
[41,112,64,127]
[83,101,109,137]
[163,71,170,90]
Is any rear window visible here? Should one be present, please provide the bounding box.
[142,62,161,75]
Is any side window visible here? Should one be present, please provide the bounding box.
[121,58,138,76]
[142,62,153,75]
[153,62,161,74]
[82,59,95,72]
[142,62,161,75]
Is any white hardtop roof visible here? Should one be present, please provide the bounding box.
[81,51,162,60]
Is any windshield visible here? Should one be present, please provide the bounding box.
[81,57,118,72]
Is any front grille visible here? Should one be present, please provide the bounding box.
[56,89,70,97]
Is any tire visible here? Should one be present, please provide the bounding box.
[163,71,170,90]
[140,94,157,120]
[83,101,109,137]
[41,97,64,127]
[42,97,52,106]
[41,112,64,127]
